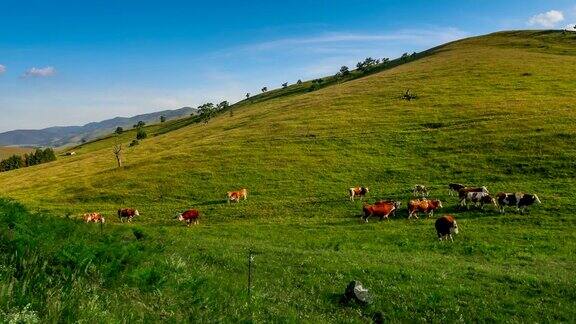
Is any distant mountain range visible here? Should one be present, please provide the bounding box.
[0,107,196,147]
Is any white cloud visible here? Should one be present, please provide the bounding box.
[565,24,576,31]
[23,66,56,78]
[528,10,564,28]
[242,28,469,53]
[0,64,5,74]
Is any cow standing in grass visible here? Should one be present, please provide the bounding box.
[118,208,139,222]
[458,186,489,201]
[460,191,497,210]
[227,188,248,203]
[83,212,105,223]
[496,192,541,214]
[376,200,402,217]
[408,199,442,219]
[362,202,396,222]
[178,209,200,226]
[349,187,369,201]
[412,185,428,197]
[435,215,459,241]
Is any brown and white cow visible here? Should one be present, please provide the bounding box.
[83,212,105,223]
[496,192,541,214]
[227,188,248,203]
[408,199,442,219]
[435,215,459,241]
[412,184,428,197]
[117,208,140,222]
[349,187,369,201]
[178,209,200,226]
[459,191,497,210]
[362,202,396,222]
[448,183,466,196]
[376,200,402,217]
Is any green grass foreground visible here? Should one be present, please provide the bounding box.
[0,30,575,322]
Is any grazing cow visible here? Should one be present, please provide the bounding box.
[362,202,396,222]
[227,188,248,203]
[448,183,466,196]
[117,208,140,222]
[435,215,459,241]
[83,212,105,223]
[376,200,402,217]
[460,191,497,210]
[496,192,541,213]
[408,199,442,219]
[412,185,428,197]
[349,187,369,201]
[178,209,200,226]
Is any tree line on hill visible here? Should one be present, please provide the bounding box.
[109,50,423,152]
[0,148,57,172]
[107,51,422,168]
[251,51,420,98]
[193,52,422,127]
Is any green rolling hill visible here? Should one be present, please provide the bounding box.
[0,30,575,322]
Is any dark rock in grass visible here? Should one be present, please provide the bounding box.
[372,311,384,324]
[132,228,145,240]
[344,280,371,305]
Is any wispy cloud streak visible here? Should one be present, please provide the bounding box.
[23,66,56,78]
[241,28,469,53]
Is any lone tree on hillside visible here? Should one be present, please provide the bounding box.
[217,101,229,111]
[297,79,302,85]
[261,87,268,93]
[282,82,288,88]
[198,102,216,124]
[339,66,350,76]
[136,128,147,140]
[115,126,124,134]
[113,144,123,168]
[133,121,146,129]
[160,115,166,123]
[246,92,250,99]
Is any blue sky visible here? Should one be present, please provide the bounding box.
[0,0,575,132]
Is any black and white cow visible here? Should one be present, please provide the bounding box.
[448,183,466,196]
[459,191,497,210]
[412,184,428,197]
[458,186,489,201]
[496,192,541,213]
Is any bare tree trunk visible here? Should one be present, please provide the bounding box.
[113,144,123,167]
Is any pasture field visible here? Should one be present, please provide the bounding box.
[0,30,575,322]
[0,147,34,160]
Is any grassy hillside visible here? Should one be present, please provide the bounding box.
[0,147,33,160]
[0,30,575,322]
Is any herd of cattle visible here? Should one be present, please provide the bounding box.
[82,188,248,226]
[350,183,541,241]
[81,184,541,241]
